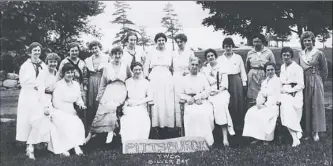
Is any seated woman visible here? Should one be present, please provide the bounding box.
[120,62,152,143]
[86,46,132,144]
[48,63,86,156]
[279,47,304,147]
[201,48,235,146]
[25,53,60,160]
[242,62,280,144]
[179,57,215,146]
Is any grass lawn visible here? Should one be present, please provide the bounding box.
[0,110,332,166]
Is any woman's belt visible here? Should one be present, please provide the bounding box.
[44,89,53,94]
[250,66,264,70]
[282,83,297,97]
[186,93,196,97]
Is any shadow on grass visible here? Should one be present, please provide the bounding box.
[0,109,332,166]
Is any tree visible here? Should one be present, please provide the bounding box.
[137,26,153,51]
[267,33,291,47]
[317,31,331,48]
[161,2,182,51]
[1,1,105,56]
[196,1,332,45]
[111,1,137,47]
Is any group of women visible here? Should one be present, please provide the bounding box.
[15,30,328,160]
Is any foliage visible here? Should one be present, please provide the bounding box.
[111,1,138,47]
[137,26,153,51]
[317,31,331,48]
[196,1,332,45]
[1,1,105,56]
[266,33,291,47]
[161,2,182,51]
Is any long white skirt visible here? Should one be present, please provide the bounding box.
[16,88,40,142]
[208,90,235,135]
[242,105,279,141]
[184,101,215,146]
[173,71,184,127]
[149,67,175,128]
[280,93,303,139]
[47,109,85,154]
[120,104,151,143]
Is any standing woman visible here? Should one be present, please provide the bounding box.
[299,31,328,141]
[202,48,235,146]
[122,32,145,68]
[279,47,304,147]
[172,33,195,130]
[144,33,175,139]
[218,37,247,134]
[16,42,47,154]
[86,46,132,144]
[25,53,60,159]
[84,41,110,131]
[246,34,275,107]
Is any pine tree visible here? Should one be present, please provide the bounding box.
[111,1,138,47]
[161,2,182,51]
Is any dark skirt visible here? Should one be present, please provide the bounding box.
[228,74,246,133]
[302,69,326,133]
[86,71,103,130]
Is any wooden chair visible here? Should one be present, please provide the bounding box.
[179,99,186,136]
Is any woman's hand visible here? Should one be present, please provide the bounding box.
[187,97,195,105]
[44,107,50,116]
[210,91,218,96]
[78,104,87,110]
[257,104,266,109]
[182,71,189,76]
[195,99,203,105]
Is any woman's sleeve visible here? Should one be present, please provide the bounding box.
[319,51,328,82]
[96,67,108,102]
[292,66,305,92]
[143,52,151,77]
[52,82,62,108]
[56,60,65,81]
[220,73,228,90]
[179,78,192,102]
[75,82,85,107]
[19,62,35,88]
[269,50,276,64]
[239,55,247,85]
[36,70,49,107]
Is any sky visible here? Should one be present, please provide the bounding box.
[80,1,332,51]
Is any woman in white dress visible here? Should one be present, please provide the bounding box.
[180,57,215,146]
[120,62,152,143]
[16,42,47,158]
[87,46,132,144]
[201,49,235,146]
[49,63,87,156]
[24,53,60,159]
[144,33,175,139]
[243,62,280,143]
[172,33,196,130]
[279,47,304,147]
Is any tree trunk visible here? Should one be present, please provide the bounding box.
[281,41,284,47]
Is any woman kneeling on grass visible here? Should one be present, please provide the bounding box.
[242,62,280,145]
